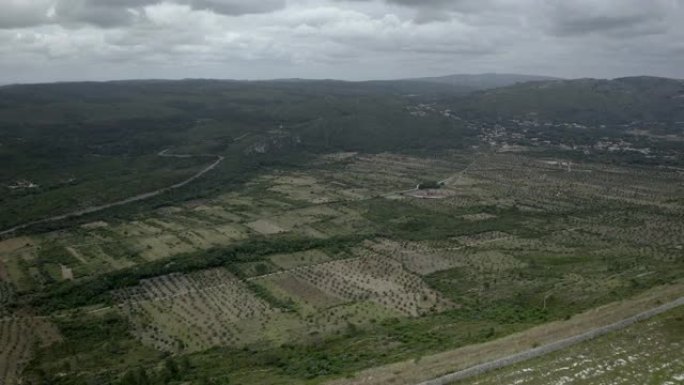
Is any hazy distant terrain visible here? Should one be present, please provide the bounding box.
[0,74,682,385]
[408,73,559,90]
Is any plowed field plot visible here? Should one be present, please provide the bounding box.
[451,305,684,385]
[286,249,454,316]
[114,268,280,352]
[258,273,345,311]
[0,316,61,385]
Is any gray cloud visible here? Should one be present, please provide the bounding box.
[544,0,674,37]
[0,0,683,84]
[0,0,286,28]
[190,0,285,16]
[52,0,149,28]
[0,0,54,28]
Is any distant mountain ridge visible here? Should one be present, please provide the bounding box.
[406,73,560,90]
[2,74,683,126]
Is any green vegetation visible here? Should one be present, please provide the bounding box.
[450,306,684,385]
[417,180,443,190]
[31,235,365,311]
[0,77,682,385]
[0,79,476,231]
[451,76,684,125]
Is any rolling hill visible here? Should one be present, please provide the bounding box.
[407,73,559,90]
[449,76,684,124]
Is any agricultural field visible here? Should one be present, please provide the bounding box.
[1,147,683,385]
[451,305,684,385]
[114,244,456,353]
[114,268,284,352]
[0,315,61,385]
[0,152,469,292]
[2,75,684,385]
[262,246,453,317]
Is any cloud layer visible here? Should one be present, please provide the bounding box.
[1,0,683,83]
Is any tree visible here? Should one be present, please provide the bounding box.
[163,357,180,382]
[179,356,192,372]
[255,263,269,276]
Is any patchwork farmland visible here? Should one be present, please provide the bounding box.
[1,150,682,385]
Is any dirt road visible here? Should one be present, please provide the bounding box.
[0,150,224,237]
[326,282,684,385]
[416,296,684,385]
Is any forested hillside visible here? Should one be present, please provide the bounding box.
[450,76,684,125]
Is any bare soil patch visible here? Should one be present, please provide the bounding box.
[80,221,109,230]
[462,213,497,221]
[246,219,287,235]
[269,274,344,309]
[0,237,34,254]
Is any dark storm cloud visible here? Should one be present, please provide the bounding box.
[190,0,285,16]
[53,0,153,27]
[0,0,54,28]
[545,0,673,37]
[550,15,665,37]
[0,0,286,29]
[344,0,679,32]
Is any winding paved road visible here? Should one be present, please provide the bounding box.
[0,150,224,237]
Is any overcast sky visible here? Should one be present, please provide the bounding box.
[1,0,683,84]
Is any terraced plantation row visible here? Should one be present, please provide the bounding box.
[115,268,278,352]
[0,316,61,385]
